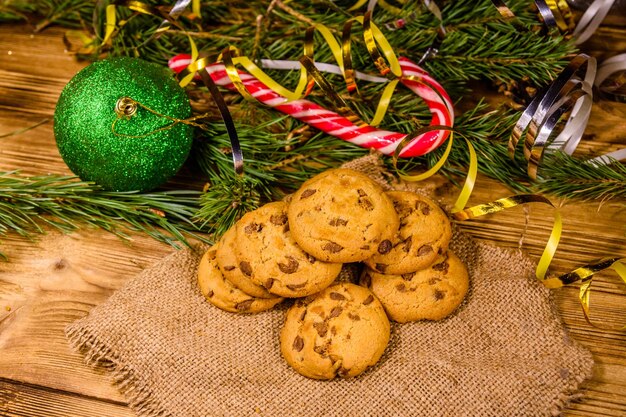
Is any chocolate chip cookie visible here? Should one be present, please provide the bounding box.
[364,191,452,275]
[216,226,278,299]
[280,282,390,380]
[235,201,342,298]
[360,251,469,322]
[197,246,283,313]
[287,168,400,263]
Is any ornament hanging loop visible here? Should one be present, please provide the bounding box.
[111,96,211,139]
[115,97,139,119]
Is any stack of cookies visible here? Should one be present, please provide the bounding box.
[197,168,469,380]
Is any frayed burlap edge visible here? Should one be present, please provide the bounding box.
[67,317,171,417]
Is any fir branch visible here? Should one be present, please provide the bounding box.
[539,153,626,201]
[0,172,207,260]
[0,0,36,22]
[401,102,626,201]
[190,119,368,236]
[194,174,264,237]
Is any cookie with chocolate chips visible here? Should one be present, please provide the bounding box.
[235,201,342,298]
[287,169,399,263]
[280,282,390,380]
[360,251,469,322]
[197,245,284,314]
[364,191,452,275]
[216,226,279,299]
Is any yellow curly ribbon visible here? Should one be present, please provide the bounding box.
[336,13,400,126]
[451,194,563,284]
[341,19,360,97]
[392,126,455,182]
[192,0,201,18]
[451,194,626,330]
[575,258,626,330]
[357,12,401,126]
[103,4,117,44]
[391,126,477,215]
[359,12,402,77]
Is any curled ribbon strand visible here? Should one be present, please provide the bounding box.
[451,194,562,283]
[509,53,596,179]
[510,52,626,174]
[595,52,626,106]
[574,258,626,331]
[452,194,626,331]
[534,0,572,32]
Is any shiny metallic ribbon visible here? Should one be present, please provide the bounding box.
[595,52,626,104]
[508,53,596,179]
[572,0,615,44]
[494,0,615,44]
[535,0,572,32]
[453,195,626,331]
[510,52,626,174]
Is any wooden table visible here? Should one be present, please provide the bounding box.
[0,23,625,417]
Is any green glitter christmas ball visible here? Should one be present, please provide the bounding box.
[54,57,193,191]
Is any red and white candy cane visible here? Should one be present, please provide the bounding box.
[169,54,454,157]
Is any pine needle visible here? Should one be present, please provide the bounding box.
[0,172,208,260]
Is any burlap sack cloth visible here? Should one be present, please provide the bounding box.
[66,155,594,417]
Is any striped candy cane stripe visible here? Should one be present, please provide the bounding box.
[169,54,453,157]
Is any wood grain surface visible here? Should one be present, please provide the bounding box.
[0,22,625,417]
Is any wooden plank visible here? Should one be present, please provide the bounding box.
[0,229,173,404]
[0,379,134,417]
[0,26,85,80]
[584,26,626,61]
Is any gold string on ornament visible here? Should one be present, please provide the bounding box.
[111,96,211,139]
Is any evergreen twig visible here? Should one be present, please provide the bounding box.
[538,153,626,201]
[0,172,208,260]
[191,118,368,236]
